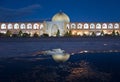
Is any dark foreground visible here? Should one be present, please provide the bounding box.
[0,37,120,82]
[0,52,120,82]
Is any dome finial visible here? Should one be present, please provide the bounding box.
[59,10,63,14]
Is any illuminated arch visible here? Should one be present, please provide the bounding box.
[96,23,101,29]
[108,23,113,29]
[84,23,89,29]
[1,23,6,29]
[90,23,95,29]
[8,23,13,29]
[114,23,119,29]
[66,24,70,29]
[77,23,82,29]
[14,23,19,29]
[71,23,76,29]
[27,23,32,29]
[102,23,107,29]
[40,24,44,29]
[33,23,39,29]
[20,23,26,29]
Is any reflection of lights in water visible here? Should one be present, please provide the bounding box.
[52,53,70,62]
[45,48,70,62]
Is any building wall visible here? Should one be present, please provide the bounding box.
[0,22,120,36]
[65,23,120,36]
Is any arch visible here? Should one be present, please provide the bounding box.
[14,23,19,29]
[71,23,76,29]
[77,23,82,29]
[108,23,113,29]
[20,23,26,29]
[102,23,107,29]
[27,23,32,29]
[1,23,6,29]
[84,23,89,29]
[33,23,39,29]
[51,24,59,36]
[66,24,70,29]
[40,24,44,29]
[114,23,119,29]
[96,23,101,29]
[8,23,13,29]
[90,23,95,29]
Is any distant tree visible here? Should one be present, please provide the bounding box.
[56,30,60,37]
[101,30,104,36]
[6,30,12,37]
[41,33,49,37]
[33,32,39,37]
[112,30,116,36]
[18,30,23,37]
[64,30,72,37]
[0,33,5,37]
[12,34,18,37]
[116,31,120,36]
[22,33,30,37]
[83,33,87,37]
[91,32,96,37]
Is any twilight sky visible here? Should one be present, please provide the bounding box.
[0,0,120,22]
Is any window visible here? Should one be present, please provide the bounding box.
[102,23,107,29]
[8,24,13,29]
[71,23,76,29]
[33,23,39,29]
[114,23,119,29]
[108,23,113,29]
[96,23,101,29]
[40,24,44,29]
[14,23,19,29]
[20,23,26,29]
[1,23,6,29]
[90,23,95,29]
[27,23,32,29]
[84,23,89,29]
[66,24,70,29]
[77,23,82,29]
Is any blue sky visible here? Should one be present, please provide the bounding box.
[0,0,120,22]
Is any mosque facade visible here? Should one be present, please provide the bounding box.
[0,12,120,36]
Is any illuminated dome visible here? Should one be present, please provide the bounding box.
[52,53,70,62]
[52,12,70,23]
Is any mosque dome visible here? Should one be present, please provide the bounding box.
[52,11,70,23]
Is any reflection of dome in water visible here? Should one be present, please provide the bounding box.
[52,53,70,62]
[52,12,70,23]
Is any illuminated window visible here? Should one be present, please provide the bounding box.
[14,23,19,29]
[8,24,13,29]
[40,24,44,29]
[102,23,107,29]
[90,23,95,29]
[77,23,82,29]
[27,23,32,29]
[84,23,89,29]
[114,23,119,29]
[108,23,113,29]
[33,23,39,29]
[1,23,6,29]
[96,23,101,29]
[20,23,26,29]
[71,23,76,29]
[66,24,70,29]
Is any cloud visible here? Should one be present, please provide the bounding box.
[0,4,41,21]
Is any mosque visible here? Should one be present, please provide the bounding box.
[0,12,120,37]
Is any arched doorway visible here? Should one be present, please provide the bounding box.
[51,24,59,36]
